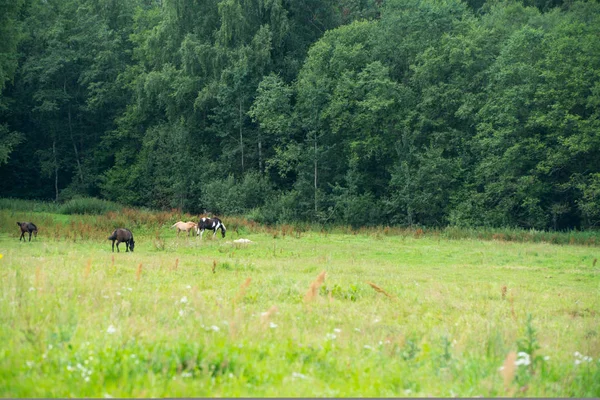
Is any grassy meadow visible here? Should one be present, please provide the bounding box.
[0,203,599,397]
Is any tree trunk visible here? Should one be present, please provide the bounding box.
[66,97,84,185]
[53,140,59,202]
[258,128,263,174]
[314,133,318,213]
[239,98,244,174]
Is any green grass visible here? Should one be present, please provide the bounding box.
[0,208,599,397]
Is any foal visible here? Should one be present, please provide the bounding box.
[17,222,38,242]
[171,221,198,237]
[108,228,135,252]
[197,217,226,239]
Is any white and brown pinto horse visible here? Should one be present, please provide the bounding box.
[171,221,198,237]
[197,217,226,239]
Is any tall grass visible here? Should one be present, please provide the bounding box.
[58,197,123,215]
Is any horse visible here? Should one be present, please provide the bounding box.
[17,222,38,242]
[108,228,135,252]
[197,217,226,239]
[171,221,198,237]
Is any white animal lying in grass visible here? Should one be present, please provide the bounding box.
[171,221,198,237]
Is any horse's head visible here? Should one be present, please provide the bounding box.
[129,239,135,252]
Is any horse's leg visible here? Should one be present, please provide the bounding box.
[116,241,120,252]
[200,229,204,239]
[125,240,129,252]
[19,231,24,241]
[29,231,32,242]
[112,240,115,252]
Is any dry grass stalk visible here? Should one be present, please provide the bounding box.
[234,277,252,305]
[501,351,517,393]
[367,281,394,299]
[509,293,517,321]
[212,260,217,274]
[84,259,92,278]
[594,258,597,267]
[173,258,179,271]
[260,305,279,324]
[34,265,42,289]
[111,255,115,268]
[304,270,326,302]
[136,263,143,281]
[501,285,507,300]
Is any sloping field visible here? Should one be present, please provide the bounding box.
[0,212,598,397]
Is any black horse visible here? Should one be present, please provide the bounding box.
[17,222,38,242]
[108,228,135,252]
[197,217,226,239]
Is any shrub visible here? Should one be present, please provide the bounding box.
[58,197,123,215]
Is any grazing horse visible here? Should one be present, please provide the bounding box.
[197,217,226,239]
[108,228,135,252]
[17,222,38,242]
[171,221,198,237]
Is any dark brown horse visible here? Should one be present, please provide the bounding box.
[17,222,38,242]
[108,228,135,252]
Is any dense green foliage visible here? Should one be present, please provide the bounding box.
[1,0,599,230]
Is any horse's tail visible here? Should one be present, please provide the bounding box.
[171,222,179,228]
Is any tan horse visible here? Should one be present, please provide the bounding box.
[171,221,198,237]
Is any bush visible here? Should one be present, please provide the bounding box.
[201,173,273,215]
[58,197,123,215]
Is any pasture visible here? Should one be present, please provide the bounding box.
[0,208,599,397]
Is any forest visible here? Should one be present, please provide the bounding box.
[1,0,599,230]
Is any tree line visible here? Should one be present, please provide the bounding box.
[1,0,599,230]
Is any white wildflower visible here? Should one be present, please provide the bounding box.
[186,285,192,289]
[363,345,373,350]
[26,361,34,368]
[28,287,35,292]
[181,372,192,378]
[325,333,337,340]
[333,328,341,333]
[107,325,117,334]
[515,352,531,366]
[269,322,278,329]
[543,356,550,361]
[292,372,308,380]
[179,310,185,317]
[210,325,220,332]
[180,296,188,303]
[116,292,121,296]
